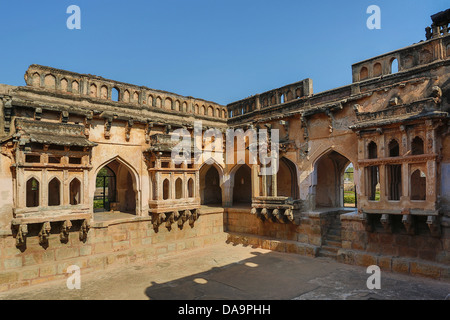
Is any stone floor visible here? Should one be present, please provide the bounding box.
[0,242,448,300]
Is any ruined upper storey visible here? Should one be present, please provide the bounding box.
[227,14,450,127]
[21,64,228,121]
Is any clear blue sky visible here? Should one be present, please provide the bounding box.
[0,0,448,105]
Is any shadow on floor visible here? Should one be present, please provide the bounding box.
[143,243,449,300]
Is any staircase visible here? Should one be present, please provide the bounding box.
[319,214,342,259]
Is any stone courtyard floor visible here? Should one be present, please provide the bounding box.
[0,242,449,300]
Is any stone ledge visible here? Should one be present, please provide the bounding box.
[226,232,319,257]
[336,248,450,281]
[91,216,152,228]
[340,211,364,221]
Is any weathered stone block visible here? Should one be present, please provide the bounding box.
[392,258,410,274]
[355,253,377,267]
[80,245,92,256]
[0,271,19,285]
[269,241,286,252]
[94,242,113,254]
[342,240,352,249]
[3,257,22,269]
[19,267,40,280]
[336,249,355,265]
[39,264,57,277]
[410,261,441,279]
[378,256,392,271]
[55,247,79,261]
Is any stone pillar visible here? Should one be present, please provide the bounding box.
[41,169,48,207]
[170,173,174,200]
[222,175,233,207]
[427,160,437,203]
[272,160,278,197]
[83,169,89,205]
[255,95,261,110]
[262,169,267,197]
[195,170,199,199]
[379,164,386,201]
[252,165,259,198]
[17,167,25,208]
[402,162,409,199]
[156,172,162,200]
[63,169,69,206]
[183,172,187,199]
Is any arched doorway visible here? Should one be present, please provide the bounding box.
[200,163,222,205]
[314,150,352,209]
[277,157,299,199]
[232,164,252,205]
[94,166,116,212]
[94,158,138,215]
[344,163,357,208]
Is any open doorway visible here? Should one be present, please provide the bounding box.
[232,164,252,206]
[314,150,352,209]
[94,158,138,219]
[94,166,116,212]
[344,163,357,208]
[200,163,223,206]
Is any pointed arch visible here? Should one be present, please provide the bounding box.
[412,136,424,155]
[26,176,40,208]
[277,157,299,200]
[93,156,140,215]
[312,149,352,209]
[70,177,82,205]
[188,178,194,198]
[388,139,400,157]
[199,158,224,205]
[48,177,61,206]
[230,164,252,205]
[411,169,426,201]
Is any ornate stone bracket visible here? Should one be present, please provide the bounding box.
[279,120,290,140]
[104,117,112,139]
[38,222,51,245]
[426,215,441,237]
[125,119,134,141]
[402,212,416,235]
[152,209,200,232]
[360,211,374,232]
[35,107,42,121]
[325,110,334,133]
[84,113,93,137]
[178,210,190,229]
[3,97,12,133]
[145,121,153,143]
[16,224,28,247]
[251,207,295,224]
[60,220,72,243]
[61,111,69,123]
[301,117,309,140]
[165,211,178,231]
[152,212,165,232]
[380,214,393,233]
[79,219,90,241]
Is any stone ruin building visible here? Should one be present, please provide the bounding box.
[0,10,450,290]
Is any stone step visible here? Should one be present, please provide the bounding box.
[330,221,342,228]
[321,245,340,253]
[326,234,341,242]
[318,250,337,259]
[324,240,342,248]
[327,228,341,236]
